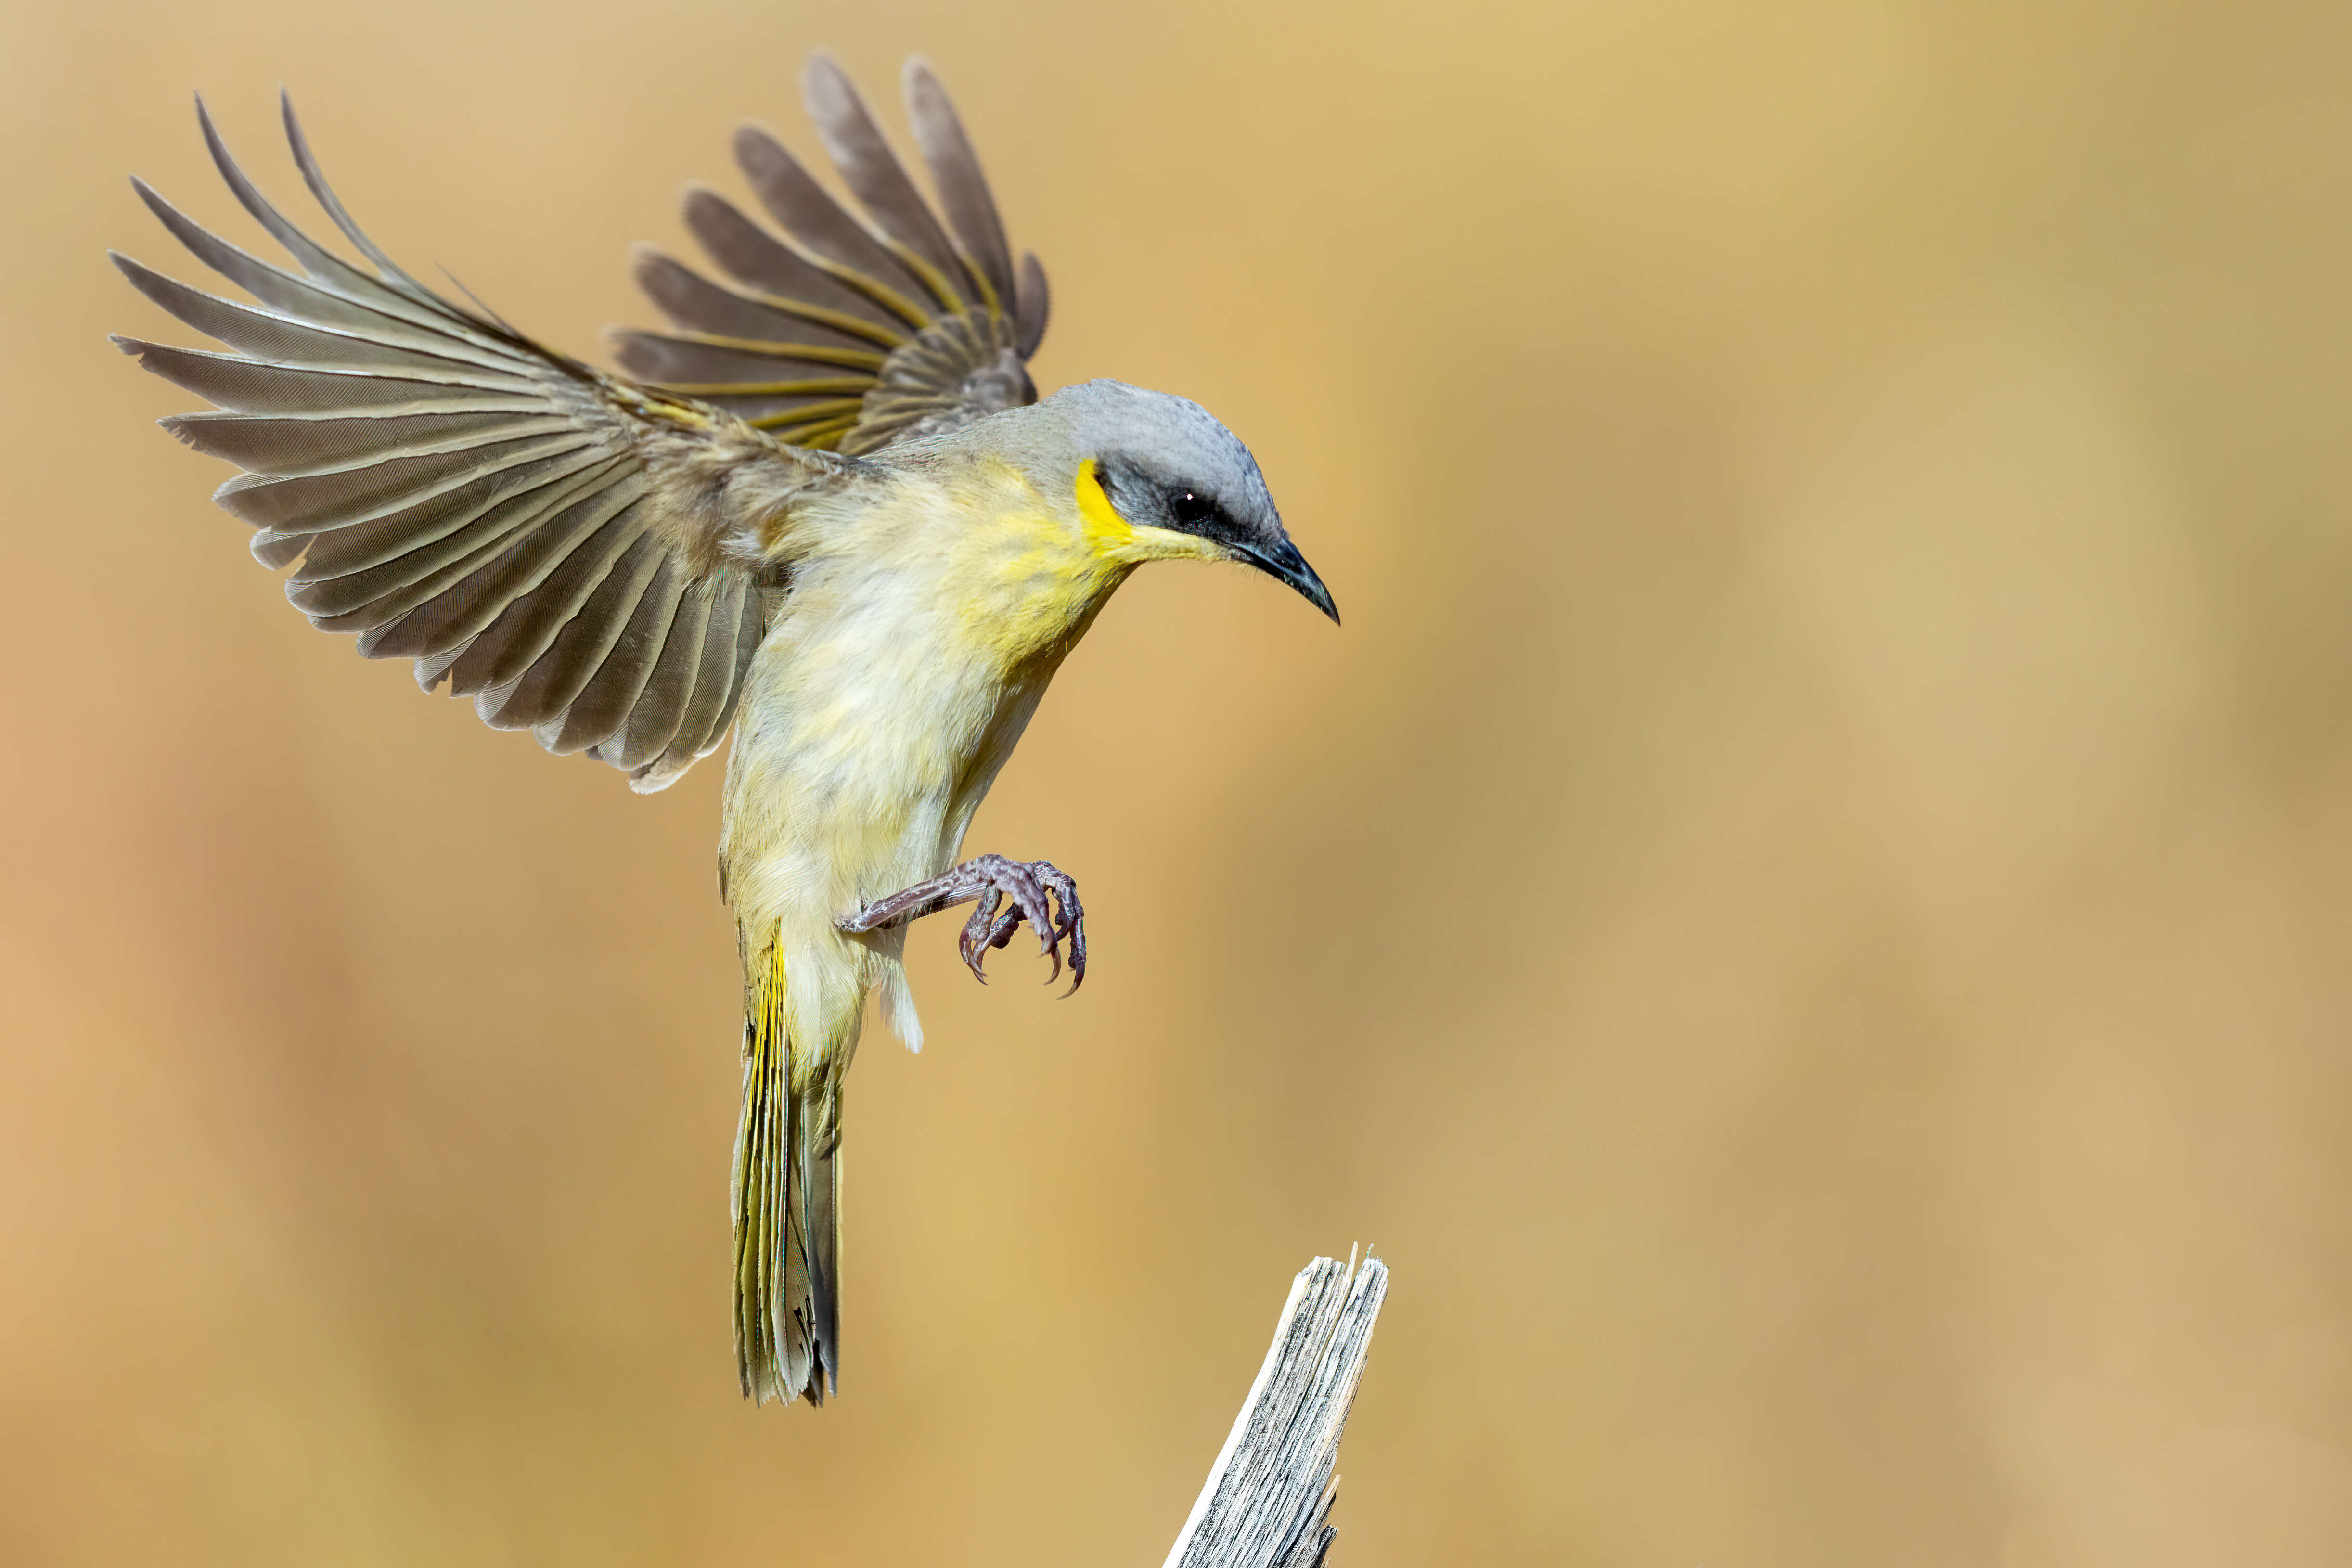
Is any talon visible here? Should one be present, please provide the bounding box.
[960,889,1005,981]
[1041,897,1070,987]
[1025,860,1087,996]
[842,853,1092,992]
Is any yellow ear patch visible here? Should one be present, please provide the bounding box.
[1074,459,1227,564]
[1074,459,1134,547]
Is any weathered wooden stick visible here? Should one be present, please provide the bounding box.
[1163,1251,1390,1568]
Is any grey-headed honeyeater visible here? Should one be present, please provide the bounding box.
[112,56,1337,1406]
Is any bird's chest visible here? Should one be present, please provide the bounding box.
[842,508,1120,759]
[938,505,1132,672]
[726,504,1125,886]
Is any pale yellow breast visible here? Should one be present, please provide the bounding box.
[720,459,1130,932]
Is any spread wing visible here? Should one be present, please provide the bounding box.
[612,56,1050,456]
[115,96,861,793]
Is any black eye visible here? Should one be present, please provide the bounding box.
[1168,488,1218,529]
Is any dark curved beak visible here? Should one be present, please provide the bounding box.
[1235,536,1340,625]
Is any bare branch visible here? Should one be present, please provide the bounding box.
[1164,1251,1390,1568]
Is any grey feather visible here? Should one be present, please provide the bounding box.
[635,580,759,792]
[797,1089,841,1390]
[315,515,554,635]
[732,126,933,311]
[800,57,972,310]
[410,638,476,692]
[607,331,882,387]
[207,432,595,533]
[250,531,310,569]
[194,98,487,343]
[291,458,623,618]
[544,553,691,752]
[631,245,893,354]
[336,535,531,647]
[345,476,645,661]
[425,485,653,679]
[692,391,867,430]
[112,261,537,387]
[306,522,537,632]
[129,178,521,371]
[270,442,616,571]
[1014,252,1050,360]
[901,60,1015,313]
[163,410,575,477]
[454,510,658,713]
[679,190,912,335]
[287,463,616,597]
[277,92,450,314]
[114,334,536,417]
[601,580,718,769]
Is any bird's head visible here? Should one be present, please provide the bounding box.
[1014,380,1338,623]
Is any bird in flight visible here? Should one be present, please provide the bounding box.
[113,56,1337,1407]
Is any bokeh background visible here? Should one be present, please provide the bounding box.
[6,1,2352,1563]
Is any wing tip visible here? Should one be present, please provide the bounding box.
[803,51,880,145]
[193,90,230,166]
[276,89,308,160]
[599,321,643,363]
[802,49,851,104]
[108,249,172,304]
[727,124,777,167]
[127,173,178,228]
[1015,251,1049,358]
[681,180,730,214]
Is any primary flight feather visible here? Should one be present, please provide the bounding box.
[113,55,1337,1407]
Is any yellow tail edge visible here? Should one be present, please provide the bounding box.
[732,933,838,1405]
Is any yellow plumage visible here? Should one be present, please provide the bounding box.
[720,460,1203,1401]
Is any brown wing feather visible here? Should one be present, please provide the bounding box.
[116,98,864,791]
[617,59,1049,458]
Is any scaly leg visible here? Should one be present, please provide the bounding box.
[839,854,1088,991]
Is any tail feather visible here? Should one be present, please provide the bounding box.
[733,935,840,1404]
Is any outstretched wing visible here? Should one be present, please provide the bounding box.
[116,96,857,793]
[613,57,1050,456]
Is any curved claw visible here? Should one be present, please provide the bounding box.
[850,852,1092,991]
[1062,912,1088,995]
[958,889,1005,981]
[1028,860,1088,996]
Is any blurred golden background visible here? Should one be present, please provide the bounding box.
[6,0,2352,1562]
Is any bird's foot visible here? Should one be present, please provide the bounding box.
[839,854,1088,991]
